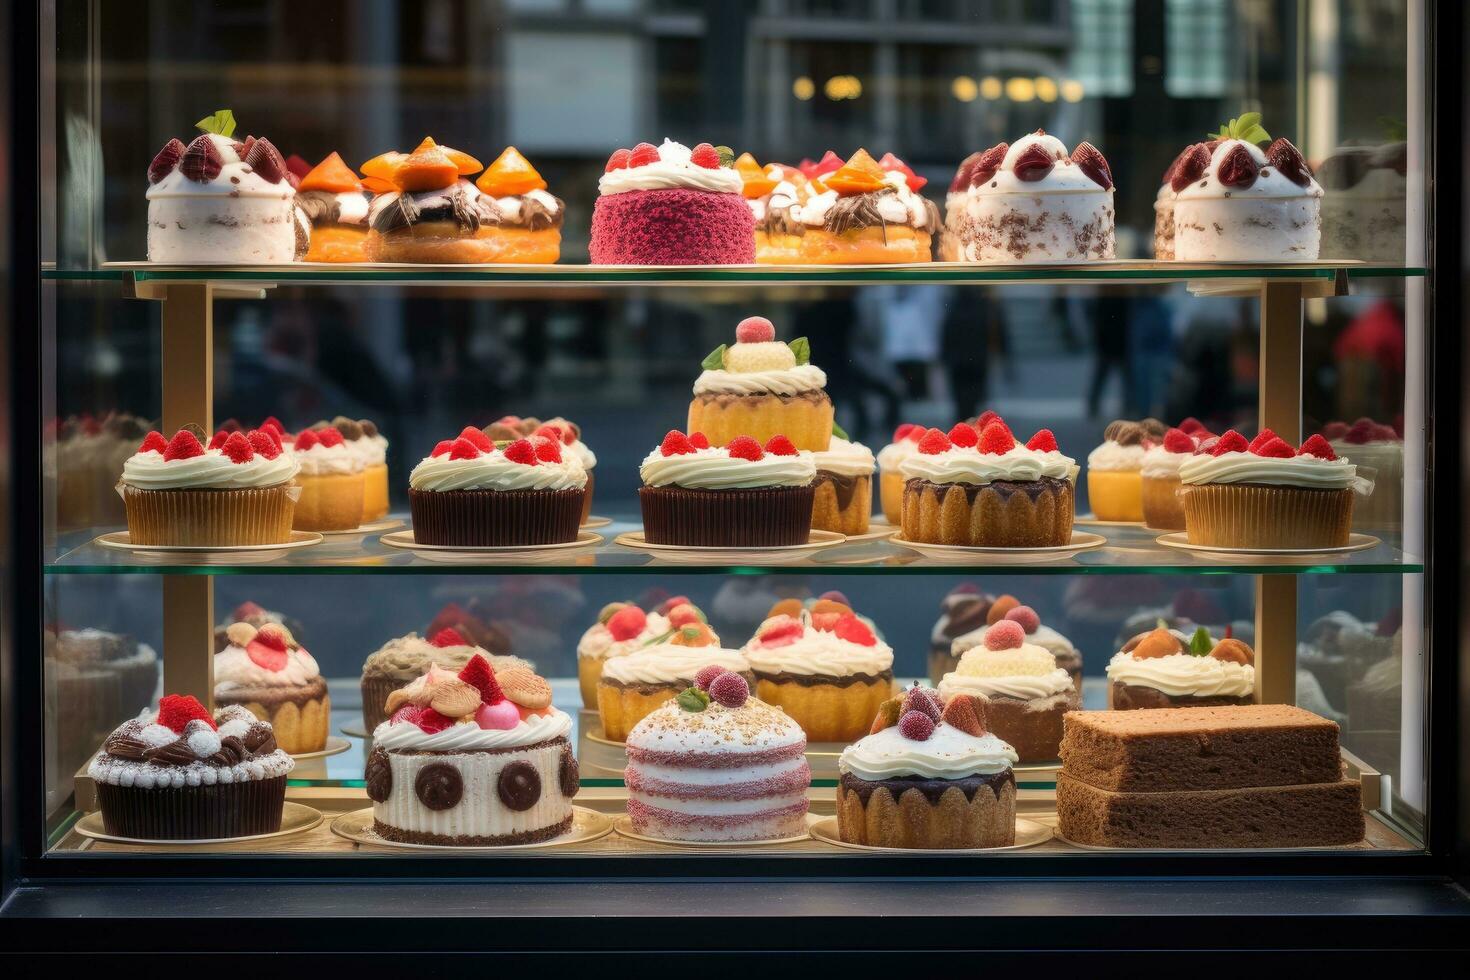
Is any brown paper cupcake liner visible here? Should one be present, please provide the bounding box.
[95,774,287,840]
[639,484,815,546]
[121,483,297,546]
[409,487,585,546]
[1180,483,1355,549]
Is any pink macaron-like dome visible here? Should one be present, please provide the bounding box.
[590,187,756,265]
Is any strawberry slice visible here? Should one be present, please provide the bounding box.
[1169,144,1211,192]
[246,630,289,671]
[757,621,804,648]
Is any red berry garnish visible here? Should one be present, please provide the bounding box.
[898,710,935,741]
[533,437,562,463]
[430,627,466,648]
[1266,138,1312,187]
[1071,141,1113,190]
[156,694,215,733]
[756,621,804,648]
[1005,605,1041,634]
[708,672,749,708]
[457,426,493,452]
[1178,417,1206,434]
[1025,429,1059,453]
[833,613,877,647]
[984,620,1026,650]
[1162,428,1195,453]
[246,632,288,671]
[916,427,951,455]
[430,440,454,457]
[261,416,285,434]
[246,429,281,459]
[221,431,255,464]
[977,421,1015,455]
[1247,428,1278,454]
[735,315,776,343]
[532,424,565,444]
[1012,143,1055,182]
[293,429,320,451]
[207,429,229,450]
[606,605,648,642]
[390,704,425,727]
[416,708,456,734]
[627,142,660,167]
[1297,434,1337,460]
[694,665,727,691]
[764,435,798,456]
[1211,430,1249,455]
[950,151,982,192]
[1321,420,1349,440]
[975,410,1003,429]
[1170,144,1211,192]
[901,686,941,722]
[502,439,538,465]
[138,431,169,454]
[966,142,1008,187]
[180,135,223,182]
[316,427,345,448]
[726,435,764,461]
[690,142,721,169]
[148,138,186,184]
[689,431,710,449]
[660,430,695,456]
[878,151,927,192]
[605,148,631,172]
[893,423,920,443]
[947,423,979,448]
[1253,436,1294,458]
[448,437,481,460]
[243,137,287,184]
[1343,419,1377,444]
[1217,144,1259,189]
[163,429,205,461]
[457,654,505,705]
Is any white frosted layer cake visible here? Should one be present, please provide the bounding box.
[1170,134,1323,261]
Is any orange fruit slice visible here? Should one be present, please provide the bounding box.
[475,146,546,197]
[824,148,886,196]
[394,137,460,192]
[441,146,483,176]
[360,151,407,182]
[735,152,778,199]
[299,151,362,193]
[360,175,397,194]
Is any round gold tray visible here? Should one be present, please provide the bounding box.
[379,529,602,563]
[1155,531,1380,557]
[74,801,322,846]
[889,531,1106,563]
[320,517,404,536]
[94,530,323,561]
[289,736,353,760]
[613,812,819,848]
[330,805,613,851]
[613,529,845,564]
[581,515,613,529]
[808,815,1053,853]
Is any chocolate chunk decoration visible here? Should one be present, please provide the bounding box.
[1104,420,1145,445]
[558,748,580,799]
[498,761,542,812]
[242,723,275,754]
[415,763,463,811]
[1139,418,1168,438]
[358,418,379,438]
[945,595,993,638]
[143,739,198,766]
[332,416,364,441]
[365,748,393,803]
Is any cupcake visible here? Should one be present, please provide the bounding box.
[1085,419,1165,522]
[775,149,938,264]
[576,597,696,709]
[899,419,1076,547]
[1326,417,1403,530]
[213,621,329,754]
[119,427,300,546]
[409,425,586,546]
[876,423,925,525]
[360,627,529,732]
[1169,115,1323,261]
[1319,141,1406,263]
[938,620,1078,763]
[213,600,305,653]
[741,600,895,743]
[314,417,389,522]
[88,697,294,840]
[689,315,834,451]
[595,626,750,742]
[927,586,995,684]
[297,152,371,262]
[590,139,755,265]
[1178,429,1360,549]
[951,130,1115,263]
[1107,625,1255,709]
[624,667,810,842]
[1140,422,1211,530]
[638,429,816,547]
[146,110,308,264]
[811,436,875,534]
[949,596,1083,694]
[484,415,597,524]
[290,426,366,531]
[837,688,1017,849]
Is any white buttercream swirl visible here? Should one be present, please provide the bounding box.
[899,444,1074,484]
[839,724,1017,780]
[1178,450,1358,489]
[410,449,586,491]
[568,439,597,470]
[639,446,815,489]
[372,707,571,750]
[577,611,673,662]
[1086,441,1146,472]
[938,667,1073,701]
[813,438,875,478]
[742,616,894,677]
[598,139,744,196]
[214,642,320,692]
[600,644,750,686]
[692,363,827,397]
[1140,445,1189,479]
[876,439,920,473]
[1106,651,1254,698]
[294,441,364,476]
[344,435,387,468]
[121,447,300,490]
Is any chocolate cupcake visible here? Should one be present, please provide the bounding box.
[483,415,598,524]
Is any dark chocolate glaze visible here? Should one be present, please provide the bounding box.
[839,768,1014,806]
[816,471,862,511]
[905,475,1069,503]
[754,668,893,689]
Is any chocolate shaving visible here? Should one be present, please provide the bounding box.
[143,739,198,766]
[102,732,149,761]
[1104,420,1146,445]
[824,189,893,238]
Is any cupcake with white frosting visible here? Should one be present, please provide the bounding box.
[948,596,1083,693]
[1107,624,1256,709]
[291,425,366,532]
[1325,416,1403,531]
[595,626,749,741]
[214,620,328,754]
[689,315,834,452]
[319,417,389,522]
[811,436,875,534]
[576,597,704,709]
[1140,421,1212,530]
[1086,418,1166,523]
[876,423,926,525]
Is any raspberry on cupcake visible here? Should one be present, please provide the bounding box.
[482,415,598,523]
[1140,421,1212,530]
[688,315,834,451]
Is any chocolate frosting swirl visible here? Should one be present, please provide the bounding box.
[143,740,199,766]
[102,731,149,761]
[1104,420,1146,445]
[208,735,248,766]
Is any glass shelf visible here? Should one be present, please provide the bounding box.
[46,518,1422,575]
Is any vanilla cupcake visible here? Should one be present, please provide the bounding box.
[811,436,875,534]
[213,621,328,755]
[688,316,833,452]
[948,597,1082,693]
[876,424,925,525]
[595,628,750,741]
[1085,419,1164,522]
[938,620,1077,763]
[320,417,388,522]
[291,426,366,531]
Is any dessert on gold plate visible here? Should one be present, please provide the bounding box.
[213,620,329,754]
[689,316,833,451]
[290,426,366,532]
[810,435,874,534]
[576,596,705,709]
[1107,624,1256,709]
[837,688,1017,849]
[360,625,527,733]
[1140,421,1211,530]
[483,415,598,524]
[1085,418,1165,522]
[595,624,748,742]
[876,423,925,525]
[927,585,996,684]
[303,417,390,522]
[297,152,371,262]
[948,596,1083,694]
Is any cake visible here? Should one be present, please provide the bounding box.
[638,429,816,547]
[213,620,329,754]
[689,316,834,451]
[576,596,696,709]
[297,152,371,262]
[1178,429,1360,548]
[1325,417,1403,530]
[927,585,995,684]
[948,595,1083,693]
[1152,150,1188,259]
[289,426,365,531]
[951,130,1115,263]
[899,418,1076,547]
[146,109,308,263]
[810,436,874,534]
[88,697,295,840]
[119,426,300,546]
[595,628,749,742]
[1106,625,1255,709]
[47,412,152,528]
[623,667,810,843]
[305,417,389,522]
[408,425,586,546]
[876,423,925,524]
[1168,114,1323,261]
[1318,141,1406,263]
[837,688,1018,849]
[1140,421,1212,530]
[939,151,982,261]
[361,139,565,263]
[213,600,303,653]
[360,627,528,732]
[483,415,598,523]
[937,619,1078,763]
[736,152,805,263]
[1086,418,1166,522]
[368,655,577,846]
[590,139,754,265]
[740,598,895,744]
[1056,705,1364,848]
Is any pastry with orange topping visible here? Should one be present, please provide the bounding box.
[736,152,809,263]
[362,139,564,264]
[297,152,371,262]
[772,149,938,264]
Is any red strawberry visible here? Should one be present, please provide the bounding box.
[1217,144,1258,189]
[1253,436,1294,458]
[1321,420,1349,440]
[967,143,1008,188]
[430,627,467,647]
[317,427,345,448]
[917,427,952,455]
[1297,434,1337,460]
[415,708,456,734]
[757,621,804,648]
[1178,416,1206,434]
[243,137,287,184]
[688,431,710,449]
[764,435,798,456]
[605,148,631,172]
[502,438,538,464]
[138,431,169,454]
[221,431,255,464]
[735,315,776,343]
[1025,429,1059,453]
[660,430,695,456]
[448,437,481,460]
[656,595,692,615]
[293,429,320,451]
[1210,429,1249,455]
[1247,428,1279,454]
[893,423,920,443]
[1170,143,1211,192]
[1266,138,1312,187]
[205,430,229,449]
[457,426,493,452]
[532,437,562,463]
[947,423,979,448]
[950,151,982,193]
[606,605,648,642]
[148,138,186,184]
[246,629,289,671]
[690,143,721,169]
[833,613,877,647]
[285,153,312,181]
[877,152,927,192]
[1162,428,1195,453]
[627,142,660,168]
[977,421,1014,455]
[807,150,844,178]
[1071,141,1113,190]
[1012,143,1055,182]
[390,704,424,727]
[156,694,215,733]
[431,439,454,457]
[180,135,223,182]
[726,436,764,461]
[1343,419,1377,444]
[533,424,565,444]
[975,410,1003,429]
[245,430,280,459]
[457,654,506,704]
[163,429,205,461]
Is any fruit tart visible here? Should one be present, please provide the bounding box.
[213,620,329,754]
[1107,625,1256,709]
[297,151,371,262]
[596,624,750,742]
[776,149,938,264]
[688,315,834,451]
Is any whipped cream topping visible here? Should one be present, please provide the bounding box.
[361,633,524,681]
[693,363,827,397]
[899,444,1074,485]
[876,439,920,473]
[1140,445,1191,479]
[147,134,295,202]
[1106,651,1255,698]
[966,132,1114,197]
[491,188,563,222]
[839,723,1016,781]
[601,643,750,687]
[1175,140,1325,202]
[567,439,597,470]
[121,447,300,490]
[298,189,370,226]
[952,622,1076,661]
[813,438,875,478]
[1178,450,1358,490]
[344,434,387,468]
[639,446,815,490]
[410,449,587,492]
[294,441,364,476]
[577,611,674,662]
[626,696,805,757]
[372,706,571,751]
[214,642,320,692]
[938,642,1074,701]
[792,170,936,229]
[742,615,894,678]
[599,140,743,196]
[1087,441,1147,472]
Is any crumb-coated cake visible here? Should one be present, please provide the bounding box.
[1056,705,1364,848]
[368,655,576,846]
[624,666,810,843]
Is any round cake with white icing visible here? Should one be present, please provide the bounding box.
[1107,625,1256,709]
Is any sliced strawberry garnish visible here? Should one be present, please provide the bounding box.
[690,143,721,169]
[977,421,1015,455]
[1253,436,1294,458]
[1025,429,1059,453]
[877,151,927,192]
[1247,428,1279,454]
[1170,143,1211,192]
[502,439,538,465]
[163,429,205,461]
[627,142,660,168]
[1217,144,1259,189]
[950,151,982,193]
[966,143,1008,188]
[390,704,425,727]
[1012,143,1055,182]
[148,138,186,184]
[457,654,505,704]
[660,430,695,456]
[221,431,255,464]
[416,708,456,734]
[1297,434,1337,460]
[833,613,877,647]
[947,423,979,448]
[1211,430,1249,455]
[246,630,290,671]
[458,426,494,452]
[756,620,804,648]
[244,137,287,184]
[916,428,952,455]
[430,627,466,647]
[532,437,562,463]
[1266,138,1312,187]
[138,431,169,454]
[246,430,281,459]
[293,429,320,451]
[316,427,345,448]
[764,435,798,456]
[156,694,215,733]
[727,436,764,461]
[605,148,631,172]
[806,150,844,178]
[688,432,710,449]
[1071,141,1113,190]
[180,135,223,183]
[448,437,481,460]
[1162,428,1195,453]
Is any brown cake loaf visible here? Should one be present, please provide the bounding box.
[1056,773,1365,848]
[1059,705,1343,792]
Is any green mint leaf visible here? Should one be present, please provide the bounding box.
[195,109,237,138]
[715,145,735,168]
[831,421,850,441]
[788,337,811,365]
[701,345,727,371]
[676,686,710,712]
[1189,626,1213,656]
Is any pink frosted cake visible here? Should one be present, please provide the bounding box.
[590,139,755,265]
[623,666,810,842]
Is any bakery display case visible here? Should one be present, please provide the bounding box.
[5,0,1469,958]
